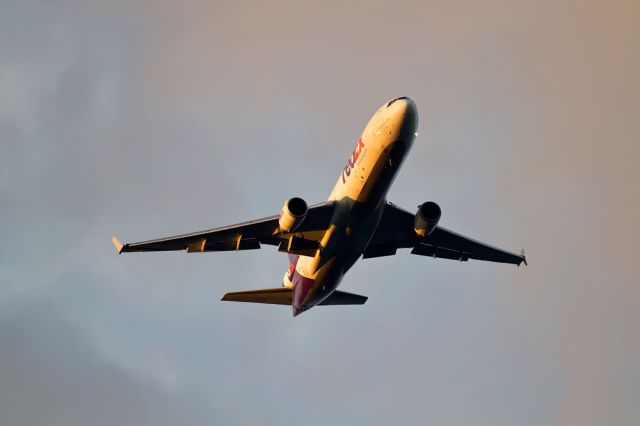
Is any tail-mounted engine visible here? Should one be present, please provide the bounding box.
[414,201,441,237]
[278,197,308,232]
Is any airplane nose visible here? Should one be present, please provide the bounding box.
[385,97,418,136]
[369,97,419,144]
[386,96,416,115]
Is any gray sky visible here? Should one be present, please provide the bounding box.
[1,0,639,424]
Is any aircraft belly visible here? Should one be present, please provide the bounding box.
[292,141,411,315]
[292,256,345,314]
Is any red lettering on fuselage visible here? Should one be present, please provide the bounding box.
[341,138,365,184]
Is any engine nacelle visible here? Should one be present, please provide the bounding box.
[414,201,441,237]
[278,197,308,232]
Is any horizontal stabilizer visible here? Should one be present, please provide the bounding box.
[221,288,367,307]
[319,290,368,305]
[362,243,397,259]
[221,288,292,305]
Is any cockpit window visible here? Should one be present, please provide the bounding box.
[387,96,408,107]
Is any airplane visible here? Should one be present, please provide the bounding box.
[112,97,526,316]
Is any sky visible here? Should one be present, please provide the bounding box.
[1,0,639,424]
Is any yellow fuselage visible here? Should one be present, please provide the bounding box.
[290,97,418,315]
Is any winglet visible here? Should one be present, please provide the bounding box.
[520,249,527,266]
[112,236,124,254]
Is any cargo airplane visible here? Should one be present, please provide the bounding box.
[113,97,526,316]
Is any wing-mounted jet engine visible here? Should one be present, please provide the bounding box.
[277,197,320,256]
[414,201,441,237]
[278,197,308,232]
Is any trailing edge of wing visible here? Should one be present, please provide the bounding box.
[424,226,526,266]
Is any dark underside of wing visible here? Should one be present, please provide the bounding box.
[365,203,526,266]
[113,202,335,254]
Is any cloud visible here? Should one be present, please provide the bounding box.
[0,304,208,426]
[1,0,639,425]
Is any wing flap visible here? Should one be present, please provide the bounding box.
[411,243,469,261]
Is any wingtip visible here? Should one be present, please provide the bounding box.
[220,292,236,302]
[112,236,124,254]
[520,249,527,266]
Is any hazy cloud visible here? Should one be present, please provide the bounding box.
[1,0,639,425]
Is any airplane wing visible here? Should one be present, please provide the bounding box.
[113,202,335,254]
[365,203,526,266]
